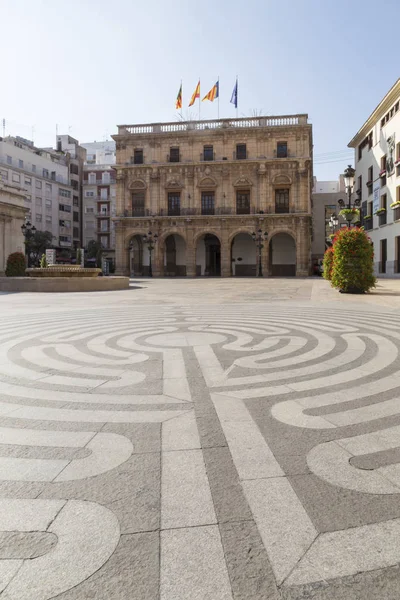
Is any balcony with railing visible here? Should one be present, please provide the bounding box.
[117,206,304,218]
[117,115,308,136]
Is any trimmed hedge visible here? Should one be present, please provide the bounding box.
[5,252,26,277]
[322,246,334,281]
[330,227,376,293]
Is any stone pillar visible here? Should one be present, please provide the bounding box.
[296,217,310,276]
[153,239,163,277]
[262,238,270,277]
[220,229,231,277]
[185,227,196,277]
[114,226,129,275]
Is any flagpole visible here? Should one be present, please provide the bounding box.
[180,79,183,120]
[217,76,220,120]
[198,78,201,121]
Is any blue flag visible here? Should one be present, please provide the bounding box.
[230,79,238,109]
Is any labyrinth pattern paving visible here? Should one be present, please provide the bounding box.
[1,303,400,599]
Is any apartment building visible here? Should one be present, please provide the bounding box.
[112,115,313,277]
[82,141,116,263]
[0,136,74,249]
[312,176,346,261]
[349,78,400,276]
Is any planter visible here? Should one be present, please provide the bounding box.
[339,287,365,294]
[390,202,400,209]
[26,265,101,278]
[379,170,387,177]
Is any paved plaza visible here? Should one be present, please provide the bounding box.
[1,277,400,599]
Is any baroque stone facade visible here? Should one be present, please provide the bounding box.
[112,115,313,277]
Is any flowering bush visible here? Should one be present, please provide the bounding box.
[330,227,376,293]
[322,247,334,281]
[5,252,26,277]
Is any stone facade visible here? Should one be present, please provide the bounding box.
[112,115,313,277]
[0,181,28,275]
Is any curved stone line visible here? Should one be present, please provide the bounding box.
[0,499,120,600]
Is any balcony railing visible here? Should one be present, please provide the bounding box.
[379,212,387,226]
[393,207,400,221]
[117,115,308,135]
[363,218,373,230]
[117,206,302,218]
[97,212,111,217]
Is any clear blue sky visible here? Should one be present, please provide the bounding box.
[1,0,398,180]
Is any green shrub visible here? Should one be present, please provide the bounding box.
[330,227,376,293]
[76,248,82,266]
[40,254,48,268]
[5,252,26,277]
[322,247,334,281]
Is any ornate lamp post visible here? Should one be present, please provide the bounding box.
[338,165,361,226]
[252,229,268,277]
[21,221,36,267]
[142,231,158,277]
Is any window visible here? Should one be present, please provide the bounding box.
[46,216,52,224]
[73,227,79,238]
[132,191,145,216]
[381,156,387,171]
[236,144,247,160]
[85,207,95,214]
[100,221,109,232]
[168,192,181,216]
[35,198,42,207]
[59,188,71,198]
[357,175,362,201]
[201,191,215,215]
[380,239,387,273]
[73,212,79,222]
[277,142,288,158]
[36,180,42,190]
[6,155,12,165]
[19,159,24,169]
[100,235,108,248]
[100,204,108,215]
[24,176,31,185]
[236,190,250,214]
[25,195,32,203]
[35,214,42,223]
[32,164,36,173]
[46,199,52,207]
[59,235,71,243]
[59,203,72,213]
[43,169,49,178]
[12,173,20,183]
[73,196,79,206]
[203,145,214,161]
[381,193,387,210]
[70,164,79,175]
[102,172,110,184]
[169,147,180,162]
[367,166,373,189]
[0,169,8,180]
[397,142,400,161]
[133,149,143,164]
[100,188,108,200]
[275,189,290,213]
[88,173,96,184]
[45,183,52,193]
[85,191,95,197]
[59,219,71,228]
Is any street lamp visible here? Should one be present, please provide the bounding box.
[142,231,158,277]
[338,165,361,226]
[252,229,268,277]
[21,220,36,267]
[329,213,339,231]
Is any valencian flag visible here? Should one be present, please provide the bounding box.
[175,84,182,110]
[189,80,200,107]
[230,78,238,109]
[202,80,219,102]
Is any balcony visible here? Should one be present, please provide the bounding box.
[117,206,302,218]
[97,212,111,217]
[363,218,373,230]
[378,212,387,226]
[117,115,309,136]
[394,207,400,221]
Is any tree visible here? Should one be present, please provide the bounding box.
[76,248,82,266]
[5,252,26,277]
[40,254,48,268]
[330,227,376,293]
[87,240,103,268]
[25,231,54,266]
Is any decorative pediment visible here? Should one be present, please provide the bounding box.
[272,174,292,185]
[198,176,217,188]
[128,178,146,190]
[165,178,183,189]
[233,176,253,188]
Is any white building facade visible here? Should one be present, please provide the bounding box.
[0,136,74,250]
[349,78,400,277]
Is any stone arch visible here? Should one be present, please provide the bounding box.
[196,232,221,277]
[269,231,296,276]
[127,179,147,190]
[233,176,253,188]
[193,229,222,247]
[272,174,292,185]
[163,233,187,276]
[230,231,256,277]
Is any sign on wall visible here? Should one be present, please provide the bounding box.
[373,184,380,214]
[45,249,56,265]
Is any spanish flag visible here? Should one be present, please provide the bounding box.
[203,81,219,102]
[175,84,182,110]
[189,80,200,107]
